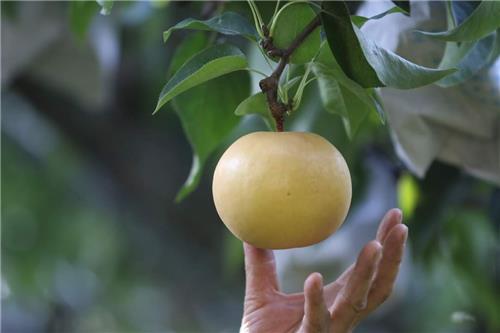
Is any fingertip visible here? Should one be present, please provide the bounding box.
[358,241,383,270]
[397,224,409,242]
[304,272,324,298]
[377,209,403,243]
[306,272,323,289]
[386,208,403,225]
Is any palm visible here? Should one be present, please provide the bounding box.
[241,209,408,333]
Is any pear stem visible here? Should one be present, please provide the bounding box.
[259,15,321,132]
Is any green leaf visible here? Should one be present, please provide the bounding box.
[168,32,208,76]
[96,0,113,15]
[166,29,251,202]
[351,6,408,28]
[271,2,321,64]
[313,43,381,138]
[234,92,276,131]
[321,1,455,89]
[354,26,457,89]
[320,1,383,88]
[173,71,251,202]
[154,44,248,114]
[418,1,500,42]
[437,30,500,87]
[391,1,410,15]
[368,88,386,124]
[313,43,379,114]
[163,12,258,44]
[69,1,99,41]
[435,2,500,87]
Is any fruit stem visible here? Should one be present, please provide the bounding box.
[259,15,321,132]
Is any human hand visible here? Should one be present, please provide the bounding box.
[241,208,408,333]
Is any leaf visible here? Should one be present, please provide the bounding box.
[271,2,321,64]
[168,31,208,76]
[435,2,500,87]
[313,43,381,138]
[154,44,248,114]
[391,1,410,15]
[96,0,113,15]
[320,1,382,88]
[437,30,500,87]
[368,88,386,124]
[322,1,454,89]
[173,71,250,202]
[69,1,99,41]
[163,12,258,44]
[451,1,480,25]
[418,1,500,42]
[351,6,408,28]
[234,92,276,131]
[354,26,457,89]
[313,42,379,115]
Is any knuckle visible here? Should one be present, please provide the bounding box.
[353,299,367,312]
[336,293,365,314]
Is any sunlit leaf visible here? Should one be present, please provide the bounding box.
[154,44,248,114]
[351,6,408,28]
[436,2,500,87]
[354,26,457,89]
[322,1,456,89]
[418,1,500,42]
[163,12,258,43]
[438,31,500,87]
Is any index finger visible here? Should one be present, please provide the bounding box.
[243,242,280,294]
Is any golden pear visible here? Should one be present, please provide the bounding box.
[212,131,351,249]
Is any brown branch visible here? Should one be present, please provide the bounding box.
[259,15,321,132]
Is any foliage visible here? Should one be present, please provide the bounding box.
[151,0,498,201]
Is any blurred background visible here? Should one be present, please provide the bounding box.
[2,1,499,332]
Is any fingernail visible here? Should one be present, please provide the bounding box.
[401,224,409,242]
[314,272,323,288]
[394,208,403,223]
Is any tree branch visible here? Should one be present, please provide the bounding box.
[259,15,321,132]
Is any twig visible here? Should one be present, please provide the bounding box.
[259,15,321,132]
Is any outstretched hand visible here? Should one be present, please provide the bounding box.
[241,208,408,333]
